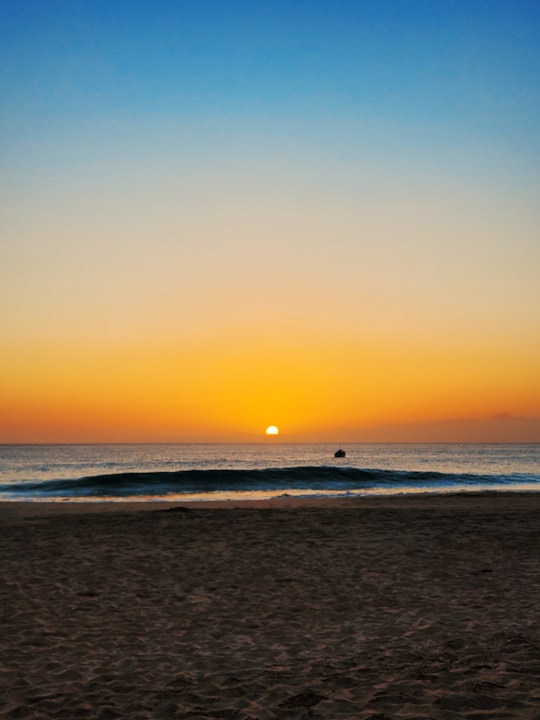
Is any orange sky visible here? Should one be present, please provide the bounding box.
[2,165,539,442]
[2,323,539,442]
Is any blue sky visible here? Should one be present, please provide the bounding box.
[2,1,540,148]
[3,0,540,209]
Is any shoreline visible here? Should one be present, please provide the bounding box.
[1,489,540,516]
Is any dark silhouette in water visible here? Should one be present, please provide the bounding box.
[334,449,346,458]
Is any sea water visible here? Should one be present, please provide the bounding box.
[0,443,539,502]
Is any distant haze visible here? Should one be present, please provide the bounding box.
[321,415,540,444]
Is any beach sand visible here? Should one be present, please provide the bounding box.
[1,494,540,719]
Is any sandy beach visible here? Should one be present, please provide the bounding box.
[1,494,540,719]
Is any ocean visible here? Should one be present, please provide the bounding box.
[0,443,539,502]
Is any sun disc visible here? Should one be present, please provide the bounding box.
[265,425,279,435]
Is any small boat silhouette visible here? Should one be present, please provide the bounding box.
[334,448,346,458]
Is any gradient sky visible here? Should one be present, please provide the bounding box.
[2,0,540,442]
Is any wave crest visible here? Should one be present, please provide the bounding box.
[1,465,532,499]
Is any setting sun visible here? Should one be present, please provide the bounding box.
[265,426,279,436]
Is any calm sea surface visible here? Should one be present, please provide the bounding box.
[0,443,539,502]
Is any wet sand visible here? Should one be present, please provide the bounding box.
[1,494,540,719]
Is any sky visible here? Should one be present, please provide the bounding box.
[1,0,540,443]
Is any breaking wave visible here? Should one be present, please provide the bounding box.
[1,465,537,499]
